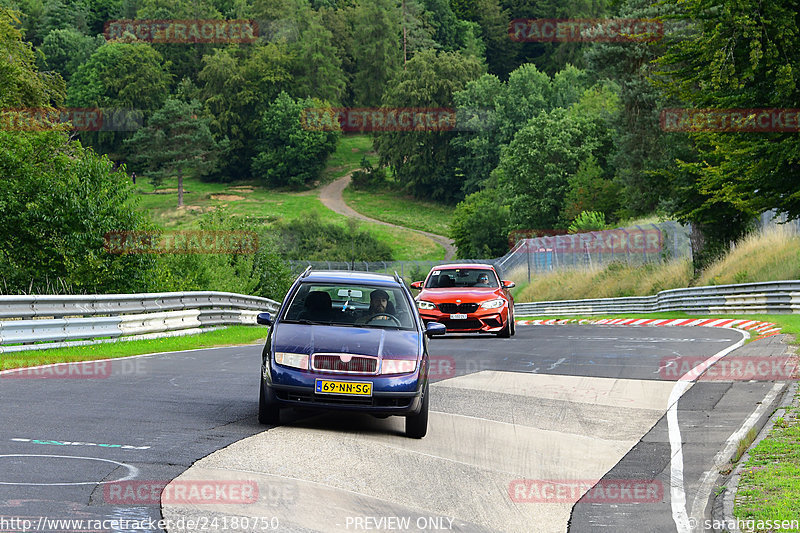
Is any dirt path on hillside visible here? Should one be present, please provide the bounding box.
[319,174,456,260]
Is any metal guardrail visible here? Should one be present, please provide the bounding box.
[514,280,800,316]
[0,291,280,353]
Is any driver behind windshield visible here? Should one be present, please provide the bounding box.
[356,289,395,323]
[474,273,491,287]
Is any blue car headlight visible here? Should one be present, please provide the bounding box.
[274,352,309,370]
[380,359,417,375]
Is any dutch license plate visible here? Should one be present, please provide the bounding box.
[315,379,373,396]
[450,313,468,320]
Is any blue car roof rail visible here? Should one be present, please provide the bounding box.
[393,271,403,285]
[301,265,312,278]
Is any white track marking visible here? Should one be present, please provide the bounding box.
[0,454,139,486]
[668,328,748,533]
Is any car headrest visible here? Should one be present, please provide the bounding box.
[305,291,332,311]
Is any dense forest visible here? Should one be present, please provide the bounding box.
[1,0,798,296]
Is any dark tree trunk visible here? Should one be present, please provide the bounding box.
[177,168,184,207]
[689,222,706,276]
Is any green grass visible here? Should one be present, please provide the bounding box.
[342,186,453,237]
[0,326,267,370]
[697,225,800,286]
[734,387,800,530]
[322,134,379,181]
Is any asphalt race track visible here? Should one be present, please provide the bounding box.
[0,325,791,533]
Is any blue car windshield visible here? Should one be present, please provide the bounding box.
[283,283,415,330]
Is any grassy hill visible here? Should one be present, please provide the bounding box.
[130,135,445,261]
[342,187,453,237]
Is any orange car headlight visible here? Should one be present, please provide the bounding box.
[480,298,506,309]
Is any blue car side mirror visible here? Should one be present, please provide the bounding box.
[425,321,446,337]
[256,312,272,326]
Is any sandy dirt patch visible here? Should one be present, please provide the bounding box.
[210,194,246,201]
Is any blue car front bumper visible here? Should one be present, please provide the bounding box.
[265,363,427,416]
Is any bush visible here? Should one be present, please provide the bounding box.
[561,155,621,223]
[151,210,293,301]
[350,156,389,191]
[271,213,393,262]
[568,211,606,233]
[0,130,160,294]
[450,188,511,258]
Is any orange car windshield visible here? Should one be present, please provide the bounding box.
[425,269,498,289]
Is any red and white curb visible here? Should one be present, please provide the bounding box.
[515,317,782,339]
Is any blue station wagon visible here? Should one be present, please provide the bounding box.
[256,269,446,438]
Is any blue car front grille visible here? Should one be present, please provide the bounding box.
[312,353,378,374]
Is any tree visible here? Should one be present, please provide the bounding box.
[373,49,484,202]
[568,211,606,233]
[134,0,224,82]
[68,41,172,111]
[655,0,800,269]
[502,0,609,74]
[561,155,621,223]
[250,91,340,189]
[496,109,597,230]
[420,0,460,50]
[124,98,224,206]
[0,129,159,294]
[199,43,294,180]
[0,8,65,109]
[67,40,172,159]
[584,0,681,219]
[450,63,591,195]
[495,80,621,232]
[39,27,102,81]
[292,8,347,103]
[473,0,517,78]
[351,0,402,105]
[450,188,510,258]
[451,73,506,195]
[401,0,439,59]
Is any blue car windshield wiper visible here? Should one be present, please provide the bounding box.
[282,319,327,325]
